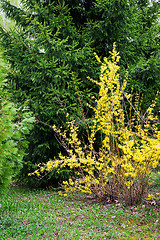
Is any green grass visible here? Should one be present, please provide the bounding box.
[0,173,159,240]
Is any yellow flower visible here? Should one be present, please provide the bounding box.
[52,125,57,131]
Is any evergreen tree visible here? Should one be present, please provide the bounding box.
[0,0,98,186]
[128,0,160,112]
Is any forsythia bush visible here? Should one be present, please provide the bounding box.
[31,44,160,205]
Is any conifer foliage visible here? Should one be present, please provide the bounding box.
[0,0,99,186]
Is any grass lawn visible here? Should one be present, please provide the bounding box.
[0,172,159,240]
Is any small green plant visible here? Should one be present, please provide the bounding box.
[31,44,160,205]
[0,49,34,195]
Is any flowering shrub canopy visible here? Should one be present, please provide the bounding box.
[31,44,160,205]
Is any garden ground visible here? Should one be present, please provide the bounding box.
[0,171,159,240]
